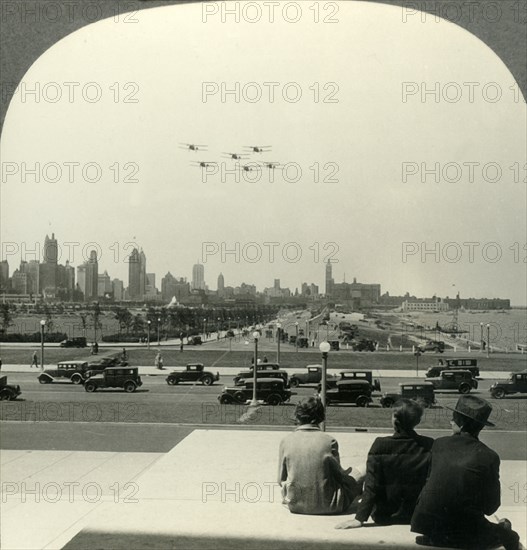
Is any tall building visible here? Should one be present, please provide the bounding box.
[40,233,58,293]
[217,273,225,296]
[98,270,112,297]
[76,264,87,299]
[128,248,147,300]
[22,260,40,295]
[0,260,9,289]
[112,279,124,301]
[325,260,334,296]
[161,272,190,301]
[84,250,99,301]
[145,273,157,297]
[11,270,27,294]
[192,262,205,290]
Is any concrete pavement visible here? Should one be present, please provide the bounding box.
[1,429,525,549]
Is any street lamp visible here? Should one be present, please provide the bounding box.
[319,341,331,432]
[157,317,161,348]
[295,322,299,352]
[251,331,260,406]
[147,320,151,349]
[414,348,422,376]
[486,324,490,358]
[40,319,46,372]
[276,322,282,364]
[203,318,207,339]
[480,322,484,353]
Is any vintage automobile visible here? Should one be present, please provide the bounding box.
[187,335,203,345]
[59,337,87,348]
[351,338,376,352]
[218,377,294,406]
[319,370,381,392]
[38,361,92,385]
[417,340,445,354]
[84,367,142,393]
[233,363,289,386]
[323,380,373,407]
[297,337,309,348]
[226,330,235,338]
[425,370,478,394]
[289,335,297,345]
[88,355,129,370]
[490,370,527,399]
[426,358,479,378]
[0,376,21,401]
[329,340,340,351]
[290,365,327,388]
[166,363,220,386]
[380,382,436,408]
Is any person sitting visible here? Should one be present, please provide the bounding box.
[411,395,521,550]
[335,399,433,529]
[278,396,362,515]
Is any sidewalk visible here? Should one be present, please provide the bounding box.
[1,430,525,549]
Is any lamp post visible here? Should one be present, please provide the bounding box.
[414,348,421,376]
[40,319,46,372]
[203,318,207,339]
[319,341,331,432]
[147,320,151,349]
[157,317,161,348]
[276,322,282,364]
[480,322,484,352]
[486,324,490,358]
[295,322,299,353]
[251,331,260,406]
[218,317,221,338]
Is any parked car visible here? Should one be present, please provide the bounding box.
[38,361,91,385]
[490,370,527,399]
[297,337,309,348]
[187,335,203,345]
[233,363,288,386]
[426,370,478,394]
[351,339,376,352]
[417,340,445,353]
[426,358,479,378]
[329,340,340,351]
[323,380,373,407]
[166,363,219,386]
[289,335,297,345]
[0,376,21,401]
[59,337,87,348]
[88,355,129,370]
[84,367,142,393]
[290,365,326,387]
[226,330,235,338]
[380,382,436,408]
[320,370,381,392]
[218,377,294,406]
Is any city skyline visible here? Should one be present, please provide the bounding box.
[1,2,525,305]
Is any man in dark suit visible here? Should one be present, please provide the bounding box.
[411,395,521,550]
[336,399,433,529]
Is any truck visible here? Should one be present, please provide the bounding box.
[490,370,527,399]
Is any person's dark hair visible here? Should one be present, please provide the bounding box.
[392,399,424,432]
[453,410,484,437]
[295,396,325,425]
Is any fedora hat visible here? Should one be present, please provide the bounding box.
[445,395,495,427]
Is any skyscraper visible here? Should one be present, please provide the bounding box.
[84,250,99,301]
[40,233,58,292]
[325,260,334,297]
[217,272,225,296]
[192,262,205,290]
[128,248,146,300]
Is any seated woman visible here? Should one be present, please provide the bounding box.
[336,398,433,529]
[278,396,362,515]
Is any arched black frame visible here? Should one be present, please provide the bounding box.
[0,0,525,131]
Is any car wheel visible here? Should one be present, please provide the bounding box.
[267,394,282,406]
[201,376,213,386]
[493,388,506,399]
[356,396,369,408]
[290,379,300,388]
[458,383,471,394]
[0,391,9,401]
[234,391,246,404]
[71,375,83,385]
[124,381,136,393]
[84,382,97,393]
[38,376,51,384]
[382,398,394,408]
[167,377,177,385]
[219,394,234,405]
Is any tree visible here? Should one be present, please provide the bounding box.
[113,307,132,337]
[0,304,13,334]
[91,302,103,341]
[43,305,54,333]
[131,314,144,335]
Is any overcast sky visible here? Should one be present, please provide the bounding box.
[1,1,525,304]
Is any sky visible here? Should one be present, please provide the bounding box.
[1,1,526,304]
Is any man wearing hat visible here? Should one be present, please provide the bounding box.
[411,395,521,550]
